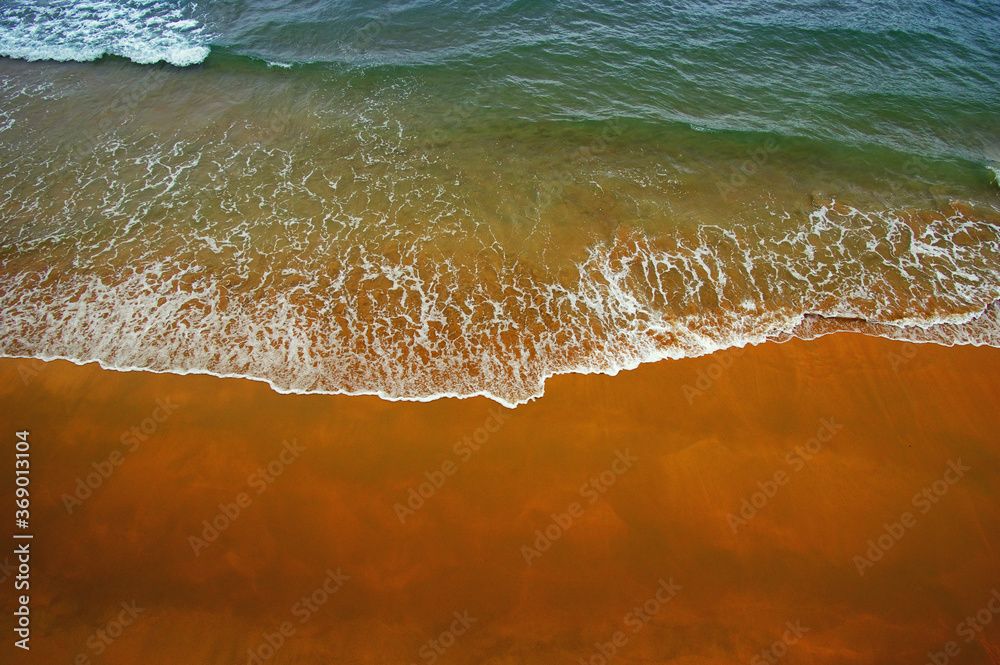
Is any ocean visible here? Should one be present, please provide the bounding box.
[1,0,999,406]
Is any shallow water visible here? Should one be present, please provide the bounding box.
[1,0,999,404]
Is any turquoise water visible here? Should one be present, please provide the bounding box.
[4,0,999,159]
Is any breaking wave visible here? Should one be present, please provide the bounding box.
[0,0,210,66]
[2,189,999,407]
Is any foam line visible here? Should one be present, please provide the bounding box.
[0,0,210,66]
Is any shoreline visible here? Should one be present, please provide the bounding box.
[4,3,1000,662]
[6,301,1000,408]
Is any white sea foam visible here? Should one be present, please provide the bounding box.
[1,101,999,407]
[2,198,999,407]
[0,0,211,66]
[2,270,998,409]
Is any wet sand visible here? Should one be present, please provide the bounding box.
[2,333,1000,665]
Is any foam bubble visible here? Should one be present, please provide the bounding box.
[2,102,1000,406]
[0,0,211,67]
[2,199,999,406]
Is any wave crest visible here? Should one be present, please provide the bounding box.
[0,0,210,66]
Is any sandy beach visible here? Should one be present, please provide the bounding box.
[2,334,999,664]
[3,3,1000,664]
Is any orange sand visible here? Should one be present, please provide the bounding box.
[2,333,1000,664]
